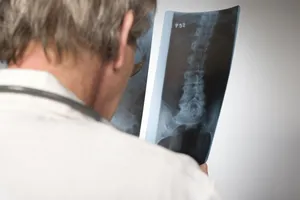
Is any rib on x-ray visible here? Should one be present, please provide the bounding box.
[155,7,239,164]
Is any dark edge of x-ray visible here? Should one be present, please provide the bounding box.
[156,6,240,165]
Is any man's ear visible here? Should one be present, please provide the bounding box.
[115,10,134,70]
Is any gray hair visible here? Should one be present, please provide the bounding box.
[0,0,156,63]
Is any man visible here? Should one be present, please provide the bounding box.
[0,0,219,199]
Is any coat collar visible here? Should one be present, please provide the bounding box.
[0,68,83,104]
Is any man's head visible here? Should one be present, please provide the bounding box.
[0,0,156,120]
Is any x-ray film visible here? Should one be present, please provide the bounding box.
[112,6,240,164]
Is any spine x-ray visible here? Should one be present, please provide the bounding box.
[109,6,240,164]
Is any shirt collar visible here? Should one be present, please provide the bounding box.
[0,68,83,104]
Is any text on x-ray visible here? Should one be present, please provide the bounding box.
[175,23,186,28]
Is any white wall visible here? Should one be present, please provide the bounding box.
[141,0,300,199]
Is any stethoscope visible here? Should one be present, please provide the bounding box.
[0,85,104,122]
[0,85,211,165]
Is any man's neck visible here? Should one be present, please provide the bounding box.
[8,42,101,106]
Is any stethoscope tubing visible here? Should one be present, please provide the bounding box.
[0,85,102,121]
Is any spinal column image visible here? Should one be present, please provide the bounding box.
[156,7,239,162]
[111,12,154,136]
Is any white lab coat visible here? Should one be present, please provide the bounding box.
[0,69,220,200]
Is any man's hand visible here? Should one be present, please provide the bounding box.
[200,164,208,175]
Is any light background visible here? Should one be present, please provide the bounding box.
[0,62,6,69]
[140,0,300,199]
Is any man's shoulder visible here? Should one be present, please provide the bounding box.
[84,121,219,197]
[45,118,202,173]
[74,121,217,190]
[3,115,202,176]
[1,118,219,200]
